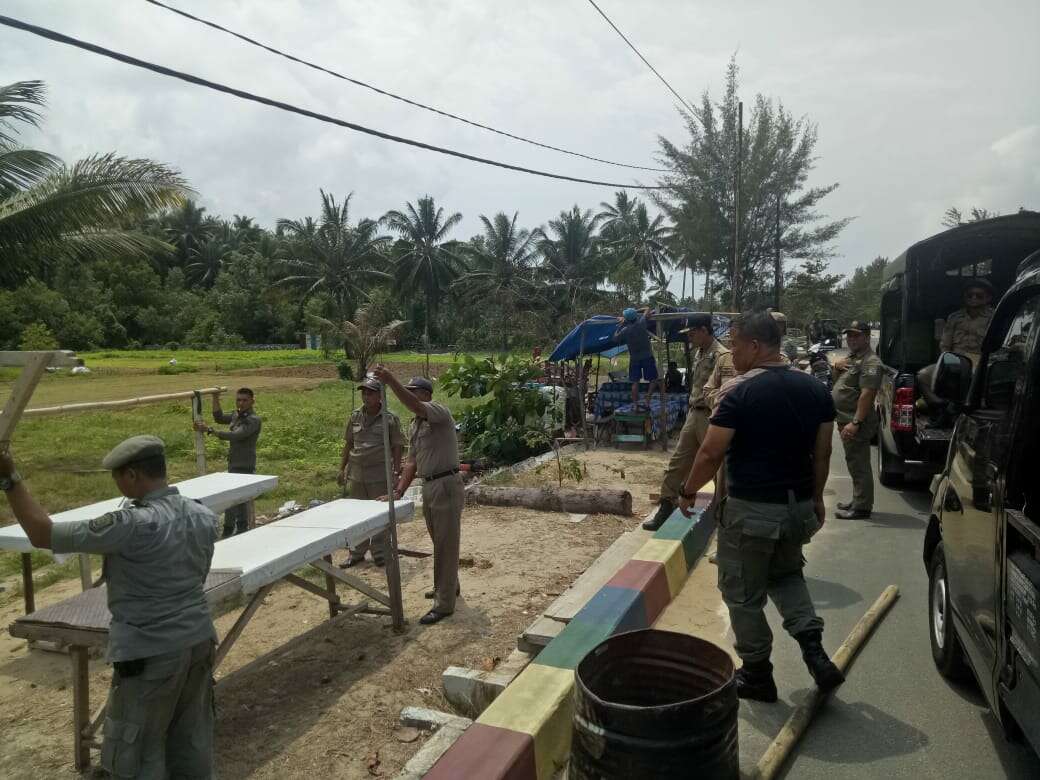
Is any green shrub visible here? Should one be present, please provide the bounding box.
[19,322,58,351]
[336,361,354,382]
[158,363,197,375]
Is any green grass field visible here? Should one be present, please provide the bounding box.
[77,348,487,372]
[0,349,492,601]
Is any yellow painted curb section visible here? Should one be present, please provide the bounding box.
[632,537,686,597]
[478,662,575,780]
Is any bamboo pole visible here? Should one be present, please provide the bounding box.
[191,391,206,476]
[17,387,227,418]
[750,585,900,780]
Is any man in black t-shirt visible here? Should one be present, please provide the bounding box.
[676,311,844,702]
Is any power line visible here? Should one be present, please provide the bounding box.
[585,0,696,115]
[0,14,666,190]
[143,0,668,173]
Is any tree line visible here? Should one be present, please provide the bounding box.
[1,63,889,356]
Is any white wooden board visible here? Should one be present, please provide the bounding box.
[0,472,278,554]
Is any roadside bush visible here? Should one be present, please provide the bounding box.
[441,354,549,465]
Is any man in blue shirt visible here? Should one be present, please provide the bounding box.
[614,307,660,407]
[676,311,844,702]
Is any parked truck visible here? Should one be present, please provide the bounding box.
[876,212,1040,485]
[924,247,1040,755]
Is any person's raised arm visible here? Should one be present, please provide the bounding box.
[371,366,428,418]
[0,452,52,549]
[813,421,834,527]
[212,395,232,424]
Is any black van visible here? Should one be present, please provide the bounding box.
[924,248,1040,754]
[876,212,1040,484]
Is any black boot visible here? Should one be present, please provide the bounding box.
[642,499,675,531]
[734,659,778,702]
[796,630,845,691]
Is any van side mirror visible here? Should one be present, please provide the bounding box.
[932,351,973,404]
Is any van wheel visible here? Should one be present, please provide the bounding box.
[929,543,971,681]
[878,437,904,487]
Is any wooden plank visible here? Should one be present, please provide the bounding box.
[310,558,391,608]
[542,531,649,623]
[8,622,108,648]
[518,615,563,653]
[0,350,77,367]
[284,572,341,606]
[322,555,337,619]
[214,583,273,669]
[0,352,50,445]
[20,553,34,614]
[70,646,90,771]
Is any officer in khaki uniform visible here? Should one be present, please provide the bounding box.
[644,313,735,530]
[832,321,883,519]
[372,368,463,625]
[0,436,219,779]
[338,377,403,567]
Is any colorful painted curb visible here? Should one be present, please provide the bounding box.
[425,500,716,780]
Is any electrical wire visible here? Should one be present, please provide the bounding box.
[0,14,666,190]
[585,0,696,115]
[143,0,668,173]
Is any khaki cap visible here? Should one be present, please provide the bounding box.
[359,377,382,392]
[101,435,165,470]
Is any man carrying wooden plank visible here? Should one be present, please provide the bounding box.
[196,387,261,537]
[0,436,219,778]
[338,376,404,568]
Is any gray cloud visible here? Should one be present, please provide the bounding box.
[3,0,1037,292]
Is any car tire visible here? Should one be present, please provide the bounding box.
[878,435,904,487]
[929,542,971,681]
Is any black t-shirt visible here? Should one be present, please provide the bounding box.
[711,366,836,500]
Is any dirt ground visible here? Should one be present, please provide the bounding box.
[0,446,670,779]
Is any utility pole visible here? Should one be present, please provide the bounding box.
[774,193,782,310]
[732,101,743,312]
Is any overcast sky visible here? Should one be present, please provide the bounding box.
[3,0,1038,296]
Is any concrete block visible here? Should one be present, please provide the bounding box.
[442,649,535,718]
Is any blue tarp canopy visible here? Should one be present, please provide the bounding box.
[548,308,730,362]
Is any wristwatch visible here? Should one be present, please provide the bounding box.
[0,471,23,492]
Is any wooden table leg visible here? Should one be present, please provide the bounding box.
[21,553,35,614]
[247,499,256,530]
[323,554,336,619]
[71,646,91,771]
[78,553,92,591]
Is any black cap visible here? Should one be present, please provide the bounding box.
[842,320,871,335]
[406,377,434,393]
[678,313,713,334]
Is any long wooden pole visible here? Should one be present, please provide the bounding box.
[0,352,51,447]
[191,391,206,476]
[18,386,227,418]
[750,585,900,780]
[380,382,406,632]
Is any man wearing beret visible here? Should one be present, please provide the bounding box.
[0,435,219,778]
[371,368,463,625]
[338,377,404,568]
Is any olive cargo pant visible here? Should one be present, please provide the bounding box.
[423,473,464,615]
[101,639,215,779]
[223,466,254,538]
[716,496,824,664]
[840,418,876,512]
[348,479,390,564]
[659,408,726,501]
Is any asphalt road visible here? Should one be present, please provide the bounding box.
[733,433,1040,778]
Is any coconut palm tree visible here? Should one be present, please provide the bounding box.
[381,196,463,375]
[278,190,390,319]
[186,230,232,288]
[0,80,189,286]
[310,302,407,379]
[536,205,604,306]
[456,212,543,351]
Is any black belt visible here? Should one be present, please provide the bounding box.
[729,487,813,504]
[423,468,459,481]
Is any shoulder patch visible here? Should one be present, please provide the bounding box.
[89,509,131,532]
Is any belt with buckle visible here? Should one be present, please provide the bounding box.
[423,468,459,481]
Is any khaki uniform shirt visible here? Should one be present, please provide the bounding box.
[700,342,737,409]
[409,401,460,478]
[941,306,994,364]
[51,486,219,662]
[831,348,883,422]
[345,407,404,483]
[213,409,261,471]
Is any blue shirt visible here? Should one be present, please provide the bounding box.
[615,317,654,362]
